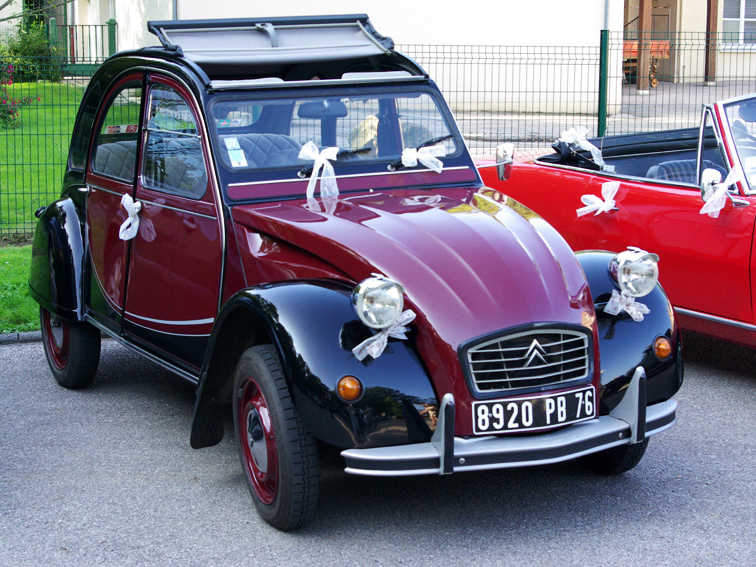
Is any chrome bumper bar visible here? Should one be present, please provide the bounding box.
[341,367,677,477]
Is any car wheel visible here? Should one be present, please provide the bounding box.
[232,344,319,531]
[40,307,101,389]
[583,439,649,475]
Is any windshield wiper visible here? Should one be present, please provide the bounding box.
[297,145,373,178]
[388,134,454,171]
[416,133,454,150]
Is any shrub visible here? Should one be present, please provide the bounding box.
[0,21,62,82]
[0,63,36,129]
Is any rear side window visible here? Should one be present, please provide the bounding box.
[91,83,142,181]
[142,85,208,199]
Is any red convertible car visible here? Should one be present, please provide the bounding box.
[480,95,756,346]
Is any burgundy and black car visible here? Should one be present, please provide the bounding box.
[30,15,682,531]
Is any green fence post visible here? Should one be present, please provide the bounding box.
[597,29,609,137]
[48,17,58,47]
[107,19,117,56]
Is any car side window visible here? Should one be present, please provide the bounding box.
[91,83,142,182]
[142,84,208,199]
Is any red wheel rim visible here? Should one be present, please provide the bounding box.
[238,377,279,505]
[42,310,70,370]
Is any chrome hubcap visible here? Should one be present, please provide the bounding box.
[246,409,268,473]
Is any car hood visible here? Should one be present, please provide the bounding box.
[232,186,594,350]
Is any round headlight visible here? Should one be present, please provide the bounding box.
[352,276,404,329]
[611,247,660,297]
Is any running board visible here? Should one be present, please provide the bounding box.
[85,315,200,385]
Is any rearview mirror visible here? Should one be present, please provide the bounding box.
[496,142,514,181]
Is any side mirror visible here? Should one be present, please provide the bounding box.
[495,142,514,181]
[700,168,721,202]
[700,167,750,208]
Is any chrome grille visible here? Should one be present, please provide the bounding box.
[466,328,590,393]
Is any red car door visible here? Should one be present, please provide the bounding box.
[492,156,756,324]
[85,73,144,332]
[122,75,223,372]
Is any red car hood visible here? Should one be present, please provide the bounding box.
[232,186,597,434]
[232,186,593,349]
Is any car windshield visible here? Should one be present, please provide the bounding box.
[724,96,756,190]
[208,87,465,193]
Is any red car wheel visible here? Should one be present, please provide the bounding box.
[238,376,279,505]
[41,308,70,370]
[39,307,101,389]
[232,345,319,531]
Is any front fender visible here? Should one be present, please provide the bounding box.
[191,281,437,450]
[578,251,683,413]
[28,197,85,320]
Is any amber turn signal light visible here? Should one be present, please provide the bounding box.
[654,336,672,360]
[337,375,363,402]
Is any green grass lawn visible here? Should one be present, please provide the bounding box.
[0,80,88,236]
[0,244,37,333]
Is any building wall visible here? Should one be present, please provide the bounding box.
[0,0,24,37]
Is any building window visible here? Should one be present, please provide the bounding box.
[723,0,756,44]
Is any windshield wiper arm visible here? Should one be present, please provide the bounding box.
[388,134,454,171]
[416,133,454,150]
[297,145,373,178]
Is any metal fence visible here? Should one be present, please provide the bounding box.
[1,30,755,238]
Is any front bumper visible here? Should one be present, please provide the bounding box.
[342,366,677,476]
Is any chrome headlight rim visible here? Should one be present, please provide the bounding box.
[610,246,660,298]
[351,275,405,330]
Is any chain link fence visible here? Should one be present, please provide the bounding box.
[1,30,755,238]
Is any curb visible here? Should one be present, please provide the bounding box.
[0,331,42,345]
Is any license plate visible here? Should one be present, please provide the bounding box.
[472,386,596,435]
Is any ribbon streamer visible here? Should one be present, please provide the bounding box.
[603,289,650,322]
[401,145,445,173]
[577,181,620,217]
[118,193,142,241]
[699,163,745,219]
[298,141,340,211]
[558,126,606,168]
[352,309,416,361]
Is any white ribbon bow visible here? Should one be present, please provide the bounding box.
[604,289,650,322]
[699,164,744,219]
[577,181,620,217]
[401,146,445,174]
[352,309,416,361]
[118,193,141,241]
[298,141,340,211]
[558,126,606,168]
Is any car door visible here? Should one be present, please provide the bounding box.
[514,115,756,323]
[123,75,223,372]
[580,173,756,322]
[85,73,144,332]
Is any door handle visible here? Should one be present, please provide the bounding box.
[182,216,197,230]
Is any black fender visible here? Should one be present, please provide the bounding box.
[191,281,437,450]
[28,197,85,321]
[577,251,683,414]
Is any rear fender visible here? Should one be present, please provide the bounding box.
[191,281,437,450]
[578,251,683,413]
[28,197,85,320]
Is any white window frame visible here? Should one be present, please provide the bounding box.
[722,0,756,45]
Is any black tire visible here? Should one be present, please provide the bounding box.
[232,344,319,531]
[40,307,101,389]
[583,439,649,475]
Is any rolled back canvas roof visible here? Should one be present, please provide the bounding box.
[148,14,393,65]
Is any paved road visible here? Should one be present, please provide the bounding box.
[1,333,754,567]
